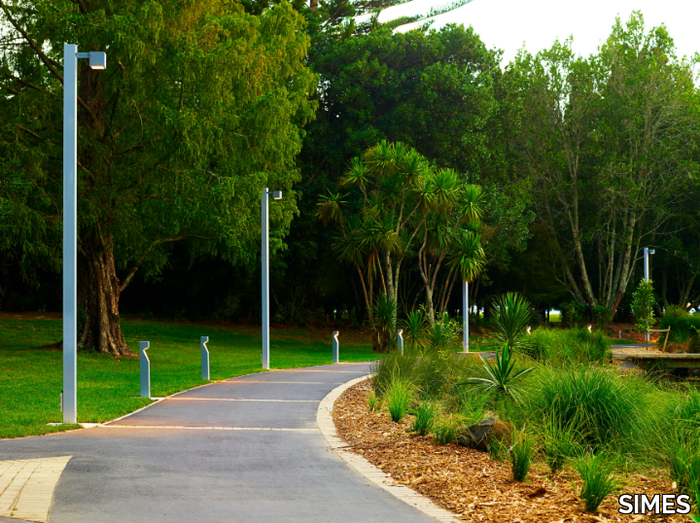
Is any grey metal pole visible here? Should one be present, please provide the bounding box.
[201,336,210,380]
[644,247,651,343]
[332,331,340,363]
[397,329,404,355]
[140,341,150,398]
[463,280,469,352]
[261,188,270,370]
[63,44,78,425]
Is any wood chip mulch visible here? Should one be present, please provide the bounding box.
[333,380,686,523]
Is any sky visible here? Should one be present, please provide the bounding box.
[359,0,700,66]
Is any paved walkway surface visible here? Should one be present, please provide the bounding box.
[0,363,438,523]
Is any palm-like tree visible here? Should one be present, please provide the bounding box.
[447,228,486,351]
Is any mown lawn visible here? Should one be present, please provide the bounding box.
[0,318,375,438]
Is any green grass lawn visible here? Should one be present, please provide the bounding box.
[0,318,375,439]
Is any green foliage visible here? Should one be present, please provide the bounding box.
[591,305,612,329]
[560,301,587,329]
[490,293,532,347]
[432,415,459,446]
[401,310,428,354]
[525,328,610,365]
[0,0,318,352]
[371,293,397,353]
[467,344,534,401]
[659,313,700,351]
[540,418,584,473]
[510,429,535,482]
[426,314,461,353]
[631,279,657,333]
[487,438,507,462]
[386,379,413,422]
[410,401,436,436]
[0,318,374,438]
[528,366,638,447]
[367,390,382,412]
[574,454,618,513]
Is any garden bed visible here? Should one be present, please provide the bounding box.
[333,380,686,523]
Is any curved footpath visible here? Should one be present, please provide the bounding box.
[0,363,441,523]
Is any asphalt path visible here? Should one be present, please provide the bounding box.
[0,363,437,523]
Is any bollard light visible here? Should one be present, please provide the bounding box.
[140,341,151,399]
[201,336,210,380]
[332,331,340,364]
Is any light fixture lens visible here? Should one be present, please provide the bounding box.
[271,190,282,200]
[649,249,655,254]
[89,52,107,70]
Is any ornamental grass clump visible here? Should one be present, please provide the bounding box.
[510,429,535,482]
[574,453,618,513]
[386,379,414,423]
[528,365,638,447]
[410,401,436,436]
[432,415,459,446]
[367,390,382,412]
[541,418,584,473]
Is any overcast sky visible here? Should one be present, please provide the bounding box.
[371,0,700,66]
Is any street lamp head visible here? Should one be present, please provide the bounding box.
[271,190,282,201]
[88,52,107,70]
[648,249,656,255]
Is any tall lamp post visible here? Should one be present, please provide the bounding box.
[643,247,655,343]
[261,188,282,370]
[463,281,469,352]
[63,45,106,425]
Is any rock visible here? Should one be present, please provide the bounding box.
[456,418,512,451]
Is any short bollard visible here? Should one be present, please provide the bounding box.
[397,329,404,355]
[201,336,210,380]
[140,341,151,398]
[332,331,340,364]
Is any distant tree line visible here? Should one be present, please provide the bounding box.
[1,1,698,352]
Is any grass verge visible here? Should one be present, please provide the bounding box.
[0,318,374,438]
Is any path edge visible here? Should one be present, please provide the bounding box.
[316,375,461,523]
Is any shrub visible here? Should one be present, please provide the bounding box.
[367,390,382,412]
[659,314,700,352]
[371,292,397,353]
[575,453,618,513]
[426,313,460,352]
[490,293,532,347]
[528,366,638,447]
[487,438,507,462]
[467,344,534,401]
[541,418,584,473]
[411,401,436,436]
[455,388,490,425]
[386,379,413,422]
[523,327,610,365]
[432,415,459,446]
[510,429,535,482]
[561,301,587,328]
[371,355,417,398]
[591,305,612,329]
[402,310,427,354]
[631,279,657,333]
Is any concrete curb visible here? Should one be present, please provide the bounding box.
[316,376,462,523]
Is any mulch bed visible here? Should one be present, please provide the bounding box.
[333,380,686,523]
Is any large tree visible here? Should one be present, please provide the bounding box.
[0,0,316,354]
[509,12,700,311]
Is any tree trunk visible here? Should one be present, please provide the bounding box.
[79,235,131,356]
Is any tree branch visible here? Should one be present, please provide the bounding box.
[119,235,213,293]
